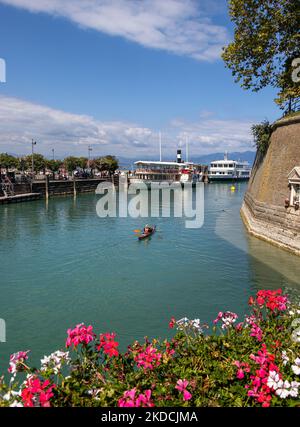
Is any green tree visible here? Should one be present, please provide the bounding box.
[93,156,119,176]
[24,154,46,173]
[0,153,18,172]
[63,156,87,173]
[222,0,300,113]
[46,160,62,178]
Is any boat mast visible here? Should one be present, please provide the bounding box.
[185,135,189,163]
[159,131,162,162]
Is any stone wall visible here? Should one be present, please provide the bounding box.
[241,114,300,256]
[32,178,115,197]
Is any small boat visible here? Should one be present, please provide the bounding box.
[138,225,156,240]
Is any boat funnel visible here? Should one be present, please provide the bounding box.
[177,149,182,163]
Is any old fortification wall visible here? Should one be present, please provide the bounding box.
[241,114,300,255]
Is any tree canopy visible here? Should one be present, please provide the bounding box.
[0,153,18,170]
[63,156,87,172]
[92,156,119,175]
[222,0,300,113]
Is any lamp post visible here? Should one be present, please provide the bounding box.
[31,139,37,176]
[88,145,92,169]
[52,148,55,161]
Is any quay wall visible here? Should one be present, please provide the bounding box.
[241,114,300,256]
[0,178,118,199]
[32,178,109,197]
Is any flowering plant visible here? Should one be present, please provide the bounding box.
[0,289,300,407]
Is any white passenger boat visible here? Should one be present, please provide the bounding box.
[208,152,251,181]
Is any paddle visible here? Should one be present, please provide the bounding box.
[133,229,141,233]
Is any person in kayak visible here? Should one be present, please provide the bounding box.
[143,224,153,235]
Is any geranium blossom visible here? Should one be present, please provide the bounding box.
[8,351,30,374]
[135,345,162,370]
[21,376,55,407]
[169,317,176,329]
[247,344,280,407]
[291,358,300,375]
[118,388,154,407]
[97,333,119,357]
[214,311,238,329]
[255,289,288,313]
[41,351,70,374]
[234,361,250,380]
[267,371,281,390]
[281,351,289,366]
[66,323,95,348]
[175,379,192,401]
[275,380,291,399]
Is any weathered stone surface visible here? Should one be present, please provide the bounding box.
[241,114,300,256]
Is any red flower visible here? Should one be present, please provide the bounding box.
[21,376,55,407]
[98,333,119,357]
[66,323,95,348]
[169,317,176,329]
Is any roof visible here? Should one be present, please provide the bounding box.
[288,166,300,180]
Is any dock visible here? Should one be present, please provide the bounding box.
[0,193,41,205]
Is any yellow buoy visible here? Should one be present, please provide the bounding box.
[230,185,236,192]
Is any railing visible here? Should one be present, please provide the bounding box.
[1,180,14,197]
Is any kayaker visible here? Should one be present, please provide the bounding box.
[144,224,153,234]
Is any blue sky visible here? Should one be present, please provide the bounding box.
[0,0,280,159]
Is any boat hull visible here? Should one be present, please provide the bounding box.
[138,226,156,240]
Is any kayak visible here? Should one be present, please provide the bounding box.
[138,225,156,240]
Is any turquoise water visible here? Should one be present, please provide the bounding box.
[1,182,300,374]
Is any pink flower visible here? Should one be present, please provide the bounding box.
[66,323,95,348]
[234,360,250,380]
[255,290,288,313]
[250,323,263,342]
[97,332,119,357]
[118,388,154,407]
[135,345,162,370]
[8,350,30,374]
[237,369,245,379]
[21,376,55,407]
[169,317,176,329]
[213,311,238,329]
[175,379,192,401]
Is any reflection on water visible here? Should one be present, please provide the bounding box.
[0,182,299,374]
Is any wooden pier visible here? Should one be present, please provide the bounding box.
[0,193,41,205]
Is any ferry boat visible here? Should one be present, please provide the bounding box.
[129,150,199,186]
[208,153,251,181]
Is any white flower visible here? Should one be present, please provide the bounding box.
[41,350,70,374]
[289,381,300,398]
[3,390,21,401]
[281,351,289,366]
[292,358,300,376]
[10,400,23,407]
[267,371,281,390]
[275,380,291,399]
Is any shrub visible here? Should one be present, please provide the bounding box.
[1,289,300,407]
[252,120,273,155]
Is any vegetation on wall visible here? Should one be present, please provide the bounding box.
[251,120,273,155]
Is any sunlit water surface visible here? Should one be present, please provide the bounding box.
[1,182,300,373]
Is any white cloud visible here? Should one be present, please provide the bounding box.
[0,95,155,157]
[0,95,254,159]
[0,0,229,61]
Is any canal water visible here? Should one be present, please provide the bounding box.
[1,182,300,374]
